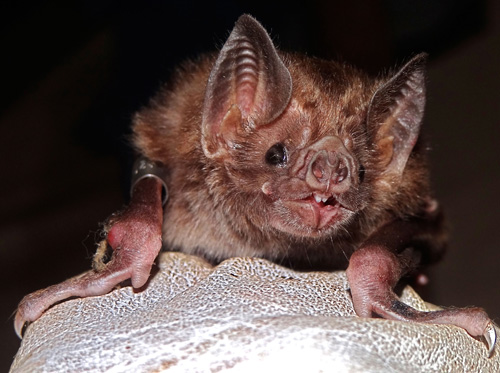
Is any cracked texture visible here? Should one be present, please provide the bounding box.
[11,252,499,372]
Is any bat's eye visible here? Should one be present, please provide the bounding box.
[265,143,287,167]
[358,164,365,183]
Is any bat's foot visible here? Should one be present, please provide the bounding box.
[14,263,132,338]
[15,177,164,338]
[368,298,496,357]
[14,232,160,337]
[347,245,497,356]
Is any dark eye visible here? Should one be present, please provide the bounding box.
[358,164,365,183]
[265,143,287,167]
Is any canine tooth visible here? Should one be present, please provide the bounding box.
[321,197,328,203]
[314,194,322,203]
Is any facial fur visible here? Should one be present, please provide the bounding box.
[132,17,431,269]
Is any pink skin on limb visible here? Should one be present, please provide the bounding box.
[14,177,164,337]
[346,221,495,355]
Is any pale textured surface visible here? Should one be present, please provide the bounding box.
[11,252,499,372]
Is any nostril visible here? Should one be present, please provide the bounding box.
[335,166,348,184]
[312,160,324,179]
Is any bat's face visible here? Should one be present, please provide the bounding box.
[258,123,366,237]
[200,15,425,240]
[214,90,372,238]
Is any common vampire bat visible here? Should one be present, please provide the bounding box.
[15,14,496,354]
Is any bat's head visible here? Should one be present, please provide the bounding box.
[201,15,427,239]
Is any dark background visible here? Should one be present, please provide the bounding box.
[1,0,499,370]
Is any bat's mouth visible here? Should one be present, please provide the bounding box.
[283,192,343,231]
[305,193,338,208]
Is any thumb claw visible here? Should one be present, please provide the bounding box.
[484,322,497,358]
[14,315,28,339]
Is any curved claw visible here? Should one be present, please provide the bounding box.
[16,320,30,339]
[484,322,497,358]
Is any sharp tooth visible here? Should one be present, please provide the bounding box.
[321,197,328,203]
[314,194,322,203]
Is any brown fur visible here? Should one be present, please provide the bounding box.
[18,17,496,346]
[132,51,434,270]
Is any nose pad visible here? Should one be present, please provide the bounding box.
[306,150,352,193]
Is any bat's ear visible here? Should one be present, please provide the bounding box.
[368,53,427,178]
[201,14,292,159]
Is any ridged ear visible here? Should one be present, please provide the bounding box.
[368,53,427,177]
[201,14,292,159]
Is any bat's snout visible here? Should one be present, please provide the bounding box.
[300,136,357,195]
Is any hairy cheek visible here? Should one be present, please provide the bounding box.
[260,183,306,233]
[260,181,318,235]
[227,166,271,194]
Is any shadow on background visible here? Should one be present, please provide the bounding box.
[1,0,499,370]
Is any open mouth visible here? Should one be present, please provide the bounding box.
[282,192,342,231]
[306,192,338,208]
